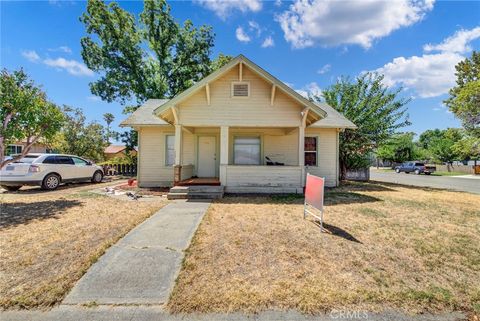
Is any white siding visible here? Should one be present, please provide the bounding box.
[177,65,304,127]
[223,165,303,193]
[304,128,339,187]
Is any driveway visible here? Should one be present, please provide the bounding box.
[370,169,480,194]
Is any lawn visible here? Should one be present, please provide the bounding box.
[168,182,480,315]
[0,181,167,309]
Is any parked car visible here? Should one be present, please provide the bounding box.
[0,154,104,191]
[394,161,436,175]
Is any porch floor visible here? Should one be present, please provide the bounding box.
[177,177,221,186]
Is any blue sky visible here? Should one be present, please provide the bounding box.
[1,0,479,140]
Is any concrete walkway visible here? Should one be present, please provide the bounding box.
[63,199,210,306]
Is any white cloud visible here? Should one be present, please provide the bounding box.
[423,27,480,54]
[261,36,275,48]
[375,26,480,98]
[296,82,322,98]
[274,0,282,7]
[248,20,262,37]
[21,50,40,63]
[277,0,434,49]
[317,64,331,74]
[194,0,262,19]
[43,57,94,76]
[236,27,251,43]
[49,46,72,54]
[87,95,101,102]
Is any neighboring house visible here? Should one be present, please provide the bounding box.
[5,141,50,155]
[104,145,137,160]
[121,55,356,192]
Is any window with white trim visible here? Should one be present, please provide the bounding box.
[234,137,260,165]
[304,137,317,166]
[165,135,175,166]
[5,145,23,155]
[231,82,250,97]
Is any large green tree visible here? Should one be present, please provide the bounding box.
[52,106,107,162]
[0,69,64,168]
[317,72,410,179]
[444,51,480,138]
[80,0,215,106]
[376,132,420,164]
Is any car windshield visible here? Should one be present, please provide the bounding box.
[13,155,40,164]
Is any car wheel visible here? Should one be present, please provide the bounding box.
[395,168,400,173]
[1,185,21,192]
[414,169,420,175]
[91,170,103,183]
[425,172,431,175]
[42,173,61,190]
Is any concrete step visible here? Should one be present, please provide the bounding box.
[167,185,224,200]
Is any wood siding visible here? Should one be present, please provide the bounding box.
[305,128,339,187]
[177,65,304,127]
[223,165,303,193]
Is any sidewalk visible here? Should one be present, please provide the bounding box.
[63,199,211,305]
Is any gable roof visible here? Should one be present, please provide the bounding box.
[154,54,327,125]
[120,99,169,127]
[310,102,357,129]
[120,55,356,129]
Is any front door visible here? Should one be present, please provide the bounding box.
[197,136,216,177]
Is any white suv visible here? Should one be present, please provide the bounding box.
[0,154,104,191]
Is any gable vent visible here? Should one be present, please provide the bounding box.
[232,82,249,97]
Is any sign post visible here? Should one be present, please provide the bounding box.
[304,173,326,231]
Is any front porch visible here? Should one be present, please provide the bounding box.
[172,125,310,192]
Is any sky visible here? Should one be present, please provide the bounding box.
[1,0,479,140]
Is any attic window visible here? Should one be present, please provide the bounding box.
[232,82,250,97]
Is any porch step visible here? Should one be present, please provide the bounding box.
[167,185,225,200]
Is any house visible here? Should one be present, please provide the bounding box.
[121,55,356,193]
[5,141,51,156]
[104,145,137,160]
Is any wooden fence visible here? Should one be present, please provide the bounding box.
[102,164,137,176]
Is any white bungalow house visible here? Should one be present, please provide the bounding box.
[121,55,356,193]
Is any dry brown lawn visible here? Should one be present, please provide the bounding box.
[169,182,480,315]
[0,181,167,309]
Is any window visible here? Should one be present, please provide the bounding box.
[304,137,317,166]
[43,156,57,164]
[56,156,74,165]
[72,157,88,166]
[231,82,249,97]
[234,137,261,165]
[166,135,175,166]
[5,145,23,155]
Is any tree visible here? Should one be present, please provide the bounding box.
[428,128,462,164]
[0,69,64,168]
[376,132,419,164]
[210,53,233,71]
[444,51,480,137]
[80,0,215,106]
[418,129,444,150]
[103,112,116,143]
[53,106,107,162]
[318,72,410,179]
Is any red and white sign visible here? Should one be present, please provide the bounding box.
[304,173,326,230]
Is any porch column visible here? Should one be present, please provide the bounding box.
[174,124,182,185]
[298,126,306,188]
[220,126,229,186]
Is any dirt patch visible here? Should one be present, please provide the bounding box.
[0,181,167,309]
[168,182,480,315]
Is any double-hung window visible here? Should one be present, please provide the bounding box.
[304,136,317,166]
[234,137,261,165]
[165,135,175,166]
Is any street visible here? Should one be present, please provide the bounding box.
[370,169,480,194]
